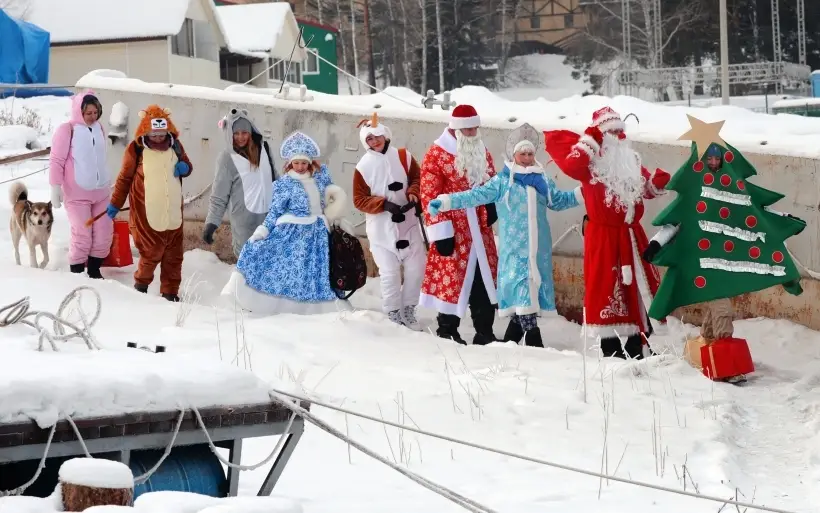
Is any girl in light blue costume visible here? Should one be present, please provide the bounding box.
[428,123,584,347]
[221,131,350,315]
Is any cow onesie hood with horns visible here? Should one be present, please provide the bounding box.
[419,104,500,345]
[352,113,427,330]
[110,104,193,301]
[544,106,671,359]
[203,107,277,258]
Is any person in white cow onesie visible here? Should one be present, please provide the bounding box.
[419,104,500,345]
[352,113,427,330]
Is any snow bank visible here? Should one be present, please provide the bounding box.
[0,348,274,427]
[0,496,58,513]
[59,458,134,489]
[0,126,39,154]
[133,492,219,513]
[131,492,302,513]
[76,70,820,158]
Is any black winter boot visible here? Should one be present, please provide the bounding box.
[162,293,181,302]
[86,257,104,279]
[471,307,499,346]
[502,318,525,343]
[134,283,148,294]
[70,263,85,274]
[436,314,466,345]
[623,335,644,360]
[600,336,626,359]
[524,327,544,348]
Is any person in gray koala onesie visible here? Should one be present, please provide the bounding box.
[202,108,277,257]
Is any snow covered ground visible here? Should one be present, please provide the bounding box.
[1,96,819,513]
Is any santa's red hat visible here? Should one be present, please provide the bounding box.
[592,106,625,133]
[449,104,481,130]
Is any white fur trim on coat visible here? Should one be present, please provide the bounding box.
[621,264,633,286]
[435,194,452,212]
[323,184,348,222]
[449,115,481,130]
[426,220,454,242]
[573,186,584,204]
[573,134,600,158]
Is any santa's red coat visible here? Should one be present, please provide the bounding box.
[419,131,499,318]
[545,129,671,338]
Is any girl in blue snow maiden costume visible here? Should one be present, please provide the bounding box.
[428,123,584,347]
[221,131,350,315]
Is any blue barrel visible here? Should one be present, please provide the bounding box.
[129,445,227,500]
[811,71,820,98]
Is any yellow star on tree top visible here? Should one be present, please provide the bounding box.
[677,115,727,160]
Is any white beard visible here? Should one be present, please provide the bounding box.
[454,130,489,187]
[590,132,646,212]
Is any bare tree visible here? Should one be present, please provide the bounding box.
[398,0,411,87]
[497,0,524,79]
[434,0,444,92]
[350,0,362,93]
[419,0,428,92]
[335,0,355,94]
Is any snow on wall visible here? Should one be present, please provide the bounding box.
[78,73,820,276]
[26,0,190,44]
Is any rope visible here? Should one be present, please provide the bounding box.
[305,48,420,109]
[0,286,102,351]
[268,392,498,513]
[0,424,57,497]
[269,388,799,513]
[0,166,47,185]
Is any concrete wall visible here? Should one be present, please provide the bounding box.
[81,79,820,330]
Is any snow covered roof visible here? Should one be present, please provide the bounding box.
[215,3,306,62]
[26,0,192,44]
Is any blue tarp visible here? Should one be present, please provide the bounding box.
[0,9,51,84]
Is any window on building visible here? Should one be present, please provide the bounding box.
[172,19,195,58]
[303,49,319,75]
[269,58,303,84]
[530,15,540,29]
[220,56,253,83]
[564,14,574,27]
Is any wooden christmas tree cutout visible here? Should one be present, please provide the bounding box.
[677,115,727,160]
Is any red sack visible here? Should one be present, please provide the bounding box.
[701,337,754,381]
[101,220,133,268]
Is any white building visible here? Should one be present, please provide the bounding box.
[25,0,306,89]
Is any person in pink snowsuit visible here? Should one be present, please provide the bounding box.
[49,90,113,279]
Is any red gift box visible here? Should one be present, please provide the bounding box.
[700,337,754,381]
[101,220,133,268]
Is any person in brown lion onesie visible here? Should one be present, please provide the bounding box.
[107,105,193,302]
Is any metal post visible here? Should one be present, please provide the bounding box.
[719,0,730,105]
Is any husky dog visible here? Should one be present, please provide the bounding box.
[9,181,53,269]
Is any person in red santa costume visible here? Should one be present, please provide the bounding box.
[544,107,671,359]
[420,104,500,345]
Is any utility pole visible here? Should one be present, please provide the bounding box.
[363,0,377,93]
[719,0,730,104]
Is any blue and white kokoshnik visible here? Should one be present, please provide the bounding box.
[280,131,321,163]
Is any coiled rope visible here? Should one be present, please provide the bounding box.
[0,286,101,351]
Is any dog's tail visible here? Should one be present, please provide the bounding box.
[8,181,28,206]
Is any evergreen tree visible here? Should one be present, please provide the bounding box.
[648,121,805,321]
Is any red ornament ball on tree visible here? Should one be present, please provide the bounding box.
[694,276,707,288]
[719,207,730,219]
[724,150,735,163]
[772,251,784,263]
[696,201,707,214]
[703,173,715,186]
[745,215,757,228]
[720,174,732,187]
[749,246,761,259]
[693,161,704,172]
[698,238,711,250]
[736,180,745,191]
[724,240,735,252]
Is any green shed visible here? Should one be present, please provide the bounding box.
[296,18,339,95]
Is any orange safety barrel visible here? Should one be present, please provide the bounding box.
[101,220,133,268]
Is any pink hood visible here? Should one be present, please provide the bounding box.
[70,89,100,125]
